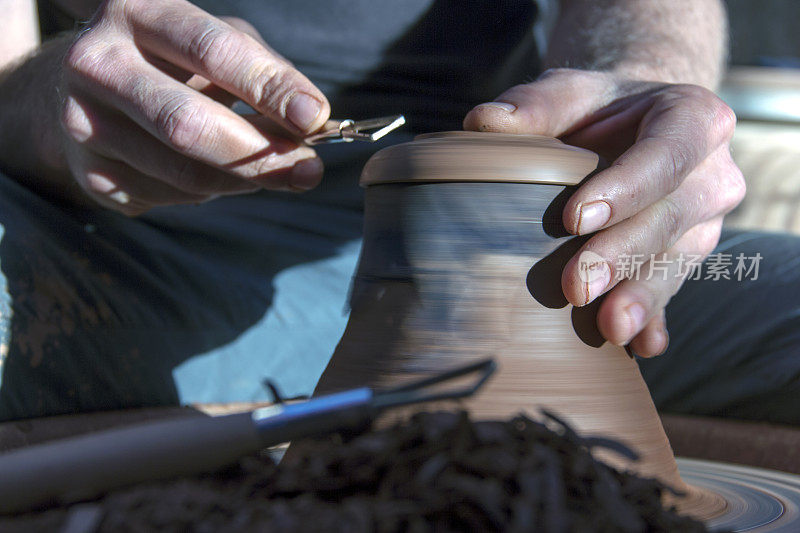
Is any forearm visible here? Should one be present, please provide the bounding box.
[0,36,79,202]
[546,0,728,89]
[0,0,76,198]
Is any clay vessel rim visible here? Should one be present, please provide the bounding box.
[360,131,599,187]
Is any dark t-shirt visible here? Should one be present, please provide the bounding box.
[191,0,544,132]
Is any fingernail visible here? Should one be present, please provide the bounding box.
[109,191,130,205]
[86,173,130,204]
[621,303,646,345]
[584,261,610,305]
[577,200,611,234]
[477,102,517,113]
[290,158,323,191]
[286,92,322,132]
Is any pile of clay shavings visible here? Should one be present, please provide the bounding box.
[0,410,711,532]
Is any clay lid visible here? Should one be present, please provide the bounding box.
[360,131,598,187]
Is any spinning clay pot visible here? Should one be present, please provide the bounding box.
[315,131,725,519]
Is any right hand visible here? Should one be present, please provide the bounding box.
[58,0,330,215]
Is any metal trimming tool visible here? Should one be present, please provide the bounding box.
[305,115,406,145]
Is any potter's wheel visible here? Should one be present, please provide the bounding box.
[677,458,800,531]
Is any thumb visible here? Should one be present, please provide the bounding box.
[463,69,618,137]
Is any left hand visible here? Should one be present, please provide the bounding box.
[464,68,745,357]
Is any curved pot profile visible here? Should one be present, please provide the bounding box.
[315,132,725,519]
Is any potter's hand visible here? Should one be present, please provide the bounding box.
[58,0,329,215]
[464,69,744,357]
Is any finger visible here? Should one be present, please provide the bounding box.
[627,311,669,358]
[239,115,323,191]
[66,149,211,216]
[139,14,280,103]
[126,0,330,134]
[61,94,265,195]
[596,263,678,349]
[142,54,240,107]
[595,218,723,346]
[463,69,643,137]
[63,45,324,190]
[560,146,745,306]
[561,87,737,235]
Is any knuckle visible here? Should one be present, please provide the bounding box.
[251,155,292,189]
[252,153,283,178]
[665,84,736,143]
[711,97,737,140]
[578,233,616,272]
[251,65,287,112]
[64,37,128,86]
[719,164,746,212]
[63,36,99,77]
[185,20,232,73]
[657,198,684,245]
[661,84,719,112]
[252,152,290,177]
[660,136,694,188]
[154,97,210,153]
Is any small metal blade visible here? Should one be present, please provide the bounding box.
[306,115,406,145]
